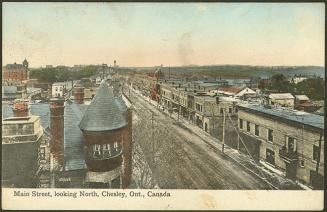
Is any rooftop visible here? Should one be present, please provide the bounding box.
[4,63,24,70]
[269,93,294,99]
[2,86,18,94]
[295,95,310,101]
[2,116,36,124]
[218,87,243,94]
[64,100,88,171]
[238,104,324,130]
[79,81,127,131]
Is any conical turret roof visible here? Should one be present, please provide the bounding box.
[79,80,127,131]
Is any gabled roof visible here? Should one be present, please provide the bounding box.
[217,87,243,95]
[295,95,309,101]
[79,81,127,131]
[64,101,88,171]
[269,93,294,99]
[235,87,256,97]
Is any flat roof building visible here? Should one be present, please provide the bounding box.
[237,104,324,189]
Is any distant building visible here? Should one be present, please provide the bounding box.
[52,82,67,98]
[294,95,315,112]
[95,76,102,85]
[268,93,294,108]
[216,87,256,99]
[2,86,21,101]
[289,76,307,84]
[237,104,324,189]
[2,116,44,187]
[2,59,29,82]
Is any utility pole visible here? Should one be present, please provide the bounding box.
[177,90,181,122]
[222,107,226,153]
[169,66,171,80]
[150,112,155,164]
[315,132,323,174]
[128,85,131,98]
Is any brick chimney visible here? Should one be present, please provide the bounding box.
[12,100,29,117]
[50,98,65,168]
[122,108,133,188]
[73,86,85,104]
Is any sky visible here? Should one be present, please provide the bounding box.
[2,3,325,68]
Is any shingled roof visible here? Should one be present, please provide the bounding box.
[79,80,127,131]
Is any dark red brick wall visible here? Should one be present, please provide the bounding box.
[50,100,65,167]
[13,110,29,117]
[3,68,28,81]
[83,128,125,172]
[122,109,133,188]
[74,87,85,104]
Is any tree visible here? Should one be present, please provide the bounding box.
[269,74,293,93]
[296,77,325,100]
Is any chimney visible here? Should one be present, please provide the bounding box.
[73,86,85,104]
[50,98,65,168]
[12,100,29,117]
[122,108,133,188]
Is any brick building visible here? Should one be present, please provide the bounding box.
[2,59,29,83]
[237,104,324,189]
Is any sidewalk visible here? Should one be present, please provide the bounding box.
[131,88,305,190]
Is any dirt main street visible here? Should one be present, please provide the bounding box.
[128,87,270,189]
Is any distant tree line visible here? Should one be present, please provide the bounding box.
[29,66,97,83]
[263,74,325,100]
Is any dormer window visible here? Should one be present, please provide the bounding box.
[93,144,101,158]
[114,142,119,151]
[103,144,111,158]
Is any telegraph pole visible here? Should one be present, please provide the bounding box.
[169,66,171,79]
[150,112,155,165]
[222,107,226,153]
[315,133,323,174]
[177,90,181,122]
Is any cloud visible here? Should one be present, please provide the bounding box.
[177,32,194,66]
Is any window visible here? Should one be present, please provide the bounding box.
[247,121,251,132]
[93,144,101,159]
[39,147,46,160]
[55,87,58,92]
[266,149,275,165]
[255,125,259,136]
[220,108,224,114]
[268,129,273,142]
[114,142,119,152]
[103,144,111,158]
[229,108,232,113]
[60,87,63,91]
[313,145,320,161]
[287,137,296,152]
[239,119,243,129]
[300,160,305,167]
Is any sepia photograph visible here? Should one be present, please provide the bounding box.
[1,2,325,210]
